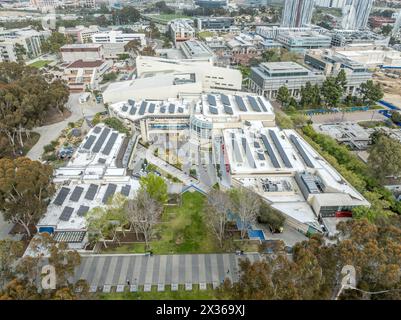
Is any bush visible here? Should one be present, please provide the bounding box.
[258,202,285,231]
[103,117,129,134]
[43,144,55,153]
[43,153,57,161]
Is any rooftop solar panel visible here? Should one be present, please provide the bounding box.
[257,97,268,112]
[224,105,233,115]
[241,137,256,168]
[92,127,111,153]
[128,99,135,106]
[207,94,217,106]
[148,103,155,113]
[178,107,184,113]
[59,206,74,221]
[85,184,98,200]
[290,135,315,168]
[122,105,128,112]
[53,187,70,206]
[254,141,261,148]
[82,135,96,150]
[247,96,261,112]
[257,152,265,160]
[120,185,131,197]
[129,106,137,115]
[93,126,101,134]
[77,205,90,217]
[168,104,175,114]
[138,101,147,115]
[209,106,218,115]
[69,186,84,202]
[102,132,118,156]
[235,96,247,112]
[221,94,231,106]
[269,130,293,168]
[102,184,117,204]
[261,134,281,169]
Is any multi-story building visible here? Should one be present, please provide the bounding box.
[194,0,228,8]
[91,30,146,46]
[330,30,390,47]
[60,43,105,63]
[249,61,325,99]
[256,26,327,40]
[314,0,345,8]
[58,25,100,44]
[276,31,332,53]
[180,40,214,60]
[281,0,315,28]
[169,19,195,46]
[0,27,51,62]
[341,0,374,30]
[195,17,235,31]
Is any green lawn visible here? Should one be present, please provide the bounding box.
[103,192,223,254]
[148,14,191,23]
[198,31,214,40]
[29,60,51,68]
[98,284,217,300]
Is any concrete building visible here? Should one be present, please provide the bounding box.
[195,16,235,31]
[281,0,315,28]
[314,0,345,8]
[179,40,214,60]
[334,47,401,69]
[276,30,332,53]
[249,61,325,99]
[330,30,390,47]
[0,27,50,62]
[195,0,227,8]
[341,0,374,30]
[60,43,105,63]
[58,25,100,44]
[169,19,196,46]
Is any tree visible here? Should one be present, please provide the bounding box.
[0,240,23,288]
[48,80,69,115]
[291,113,309,128]
[391,111,401,124]
[204,190,231,248]
[229,187,261,239]
[321,77,342,109]
[125,189,163,250]
[14,43,27,63]
[360,80,384,106]
[0,157,54,237]
[140,46,156,57]
[257,202,285,232]
[140,173,168,204]
[335,69,348,94]
[112,6,141,25]
[276,86,290,108]
[41,32,72,54]
[368,134,401,182]
[124,39,141,56]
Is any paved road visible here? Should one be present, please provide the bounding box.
[27,93,106,160]
[310,110,386,124]
[73,253,261,290]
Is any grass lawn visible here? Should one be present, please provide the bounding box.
[29,60,51,68]
[198,31,214,40]
[103,192,223,254]
[150,14,191,23]
[98,284,217,300]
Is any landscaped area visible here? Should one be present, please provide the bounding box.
[99,285,217,300]
[147,13,190,23]
[29,60,51,69]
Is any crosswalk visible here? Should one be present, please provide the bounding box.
[73,253,261,287]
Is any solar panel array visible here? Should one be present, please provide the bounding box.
[92,127,111,153]
[85,184,98,200]
[82,135,96,150]
[102,183,117,204]
[128,99,135,106]
[121,185,131,197]
[221,94,231,106]
[160,106,166,113]
[224,105,233,115]
[269,130,293,168]
[207,94,217,106]
[59,206,74,221]
[102,132,118,156]
[53,187,70,206]
[169,104,175,113]
[241,137,256,168]
[257,152,265,160]
[209,106,218,115]
[77,205,90,217]
[93,126,102,134]
[129,106,137,115]
[261,134,281,169]
[148,103,155,113]
[122,105,128,112]
[138,101,147,115]
[247,96,261,112]
[290,135,315,168]
[235,96,247,112]
[257,97,268,112]
[69,186,84,202]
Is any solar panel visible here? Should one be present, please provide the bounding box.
[129,106,137,115]
[102,132,118,156]
[138,101,147,115]
[121,185,131,197]
[178,107,184,113]
[122,105,128,112]
[257,152,265,160]
[241,137,256,168]
[269,130,293,168]
[59,206,74,221]
[53,187,70,206]
[85,184,98,200]
[209,106,218,115]
[207,94,217,106]
[93,126,101,134]
[254,141,261,148]
[224,105,233,115]
[102,184,117,204]
[160,106,166,113]
[69,186,84,202]
[92,127,111,153]
[82,135,96,150]
[221,94,231,106]
[257,97,268,112]
[290,135,315,168]
[235,96,247,112]
[148,103,155,113]
[261,134,281,169]
[247,96,261,112]
[128,99,135,106]
[168,104,175,114]
[77,205,90,217]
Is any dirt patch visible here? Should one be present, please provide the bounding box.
[42,108,72,126]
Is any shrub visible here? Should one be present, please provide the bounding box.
[43,144,55,153]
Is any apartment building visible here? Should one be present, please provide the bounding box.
[168,19,195,46]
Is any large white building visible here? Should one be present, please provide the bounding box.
[60,43,105,63]
[281,0,315,28]
[168,19,196,46]
[341,0,374,30]
[91,30,146,46]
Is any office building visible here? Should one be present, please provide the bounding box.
[180,40,214,60]
[195,0,228,8]
[314,0,345,8]
[330,30,390,47]
[169,19,196,46]
[341,0,374,30]
[195,17,235,31]
[91,30,146,46]
[60,43,105,63]
[276,30,332,52]
[281,0,315,28]
[58,25,100,44]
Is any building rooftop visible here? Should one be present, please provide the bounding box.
[67,59,105,68]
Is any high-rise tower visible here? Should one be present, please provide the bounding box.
[281,0,315,28]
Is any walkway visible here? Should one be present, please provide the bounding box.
[73,253,261,290]
[27,93,106,160]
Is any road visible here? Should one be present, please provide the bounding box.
[73,253,261,291]
[27,93,106,161]
[310,110,387,124]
